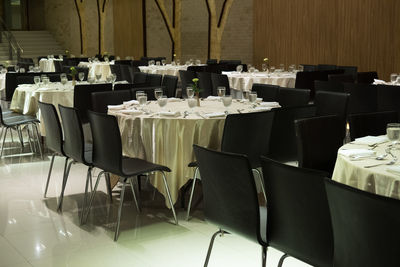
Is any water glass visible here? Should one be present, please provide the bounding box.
[156,61,161,66]
[61,77,68,86]
[60,73,67,80]
[261,63,267,72]
[236,65,243,73]
[186,87,194,98]
[154,88,163,100]
[390,73,398,84]
[195,59,201,65]
[19,68,25,73]
[138,93,148,108]
[29,65,34,72]
[43,77,50,85]
[136,90,145,100]
[79,72,85,82]
[269,66,276,74]
[14,65,19,73]
[222,95,232,114]
[176,59,180,66]
[95,73,102,82]
[187,98,197,110]
[34,76,40,87]
[298,65,304,72]
[88,77,95,84]
[157,95,168,109]
[106,74,113,83]
[279,63,285,71]
[161,59,166,66]
[217,86,226,97]
[149,60,155,66]
[387,123,400,145]
[171,61,176,66]
[249,92,257,103]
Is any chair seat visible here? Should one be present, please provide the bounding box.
[121,157,170,177]
[3,115,39,126]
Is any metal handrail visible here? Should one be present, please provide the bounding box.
[0,16,23,61]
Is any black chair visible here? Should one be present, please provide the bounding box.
[252,84,279,102]
[187,111,275,219]
[205,64,221,74]
[277,88,310,107]
[196,72,213,98]
[357,71,378,84]
[161,75,178,98]
[261,157,333,267]
[317,64,337,71]
[146,73,162,86]
[328,74,355,83]
[219,59,241,65]
[301,64,317,72]
[91,90,132,114]
[73,83,112,123]
[268,105,316,163]
[314,80,344,93]
[314,91,349,125]
[295,115,345,174]
[131,60,148,67]
[85,111,177,241]
[337,65,357,77]
[38,102,68,199]
[179,70,197,98]
[210,73,231,96]
[206,59,217,64]
[113,83,135,91]
[193,145,267,267]
[348,111,398,140]
[110,64,122,81]
[187,65,206,73]
[132,72,148,85]
[48,74,61,83]
[114,60,132,66]
[16,76,34,85]
[325,179,400,267]
[344,83,378,114]
[377,84,400,116]
[120,65,133,83]
[53,60,64,73]
[295,70,321,98]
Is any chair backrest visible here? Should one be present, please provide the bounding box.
[161,75,178,98]
[295,115,345,174]
[88,111,123,175]
[48,73,61,83]
[219,59,241,65]
[343,82,378,114]
[131,60,148,67]
[58,105,87,164]
[278,88,310,107]
[261,157,333,267]
[37,101,64,155]
[146,73,162,86]
[251,83,279,102]
[377,84,400,116]
[337,65,357,77]
[110,64,122,81]
[314,91,349,123]
[193,145,265,245]
[206,59,217,64]
[205,64,222,74]
[325,179,400,267]
[210,73,230,96]
[120,65,133,83]
[132,72,148,84]
[187,65,207,73]
[348,111,398,140]
[114,60,132,66]
[328,74,355,83]
[314,80,344,93]
[357,71,378,84]
[196,72,213,98]
[179,70,197,98]
[16,75,34,85]
[73,83,112,123]
[221,111,275,168]
[317,64,337,71]
[301,64,317,72]
[91,90,132,114]
[113,83,135,91]
[268,105,316,162]
[295,70,321,98]
[53,61,63,73]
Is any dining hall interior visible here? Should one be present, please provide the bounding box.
[0,0,399,266]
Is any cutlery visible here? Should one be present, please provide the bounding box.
[364,159,397,168]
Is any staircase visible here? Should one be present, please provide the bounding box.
[0,31,65,64]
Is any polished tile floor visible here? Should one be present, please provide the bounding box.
[0,141,311,267]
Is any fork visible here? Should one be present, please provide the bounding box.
[364,159,397,168]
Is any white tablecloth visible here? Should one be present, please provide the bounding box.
[110,99,278,207]
[39,58,63,72]
[139,64,188,77]
[223,71,296,91]
[0,73,5,99]
[78,62,111,81]
[332,140,400,199]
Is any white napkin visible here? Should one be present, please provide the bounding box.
[259,102,280,108]
[352,136,388,146]
[386,166,400,175]
[338,149,376,157]
[114,80,129,84]
[206,96,221,101]
[204,112,226,118]
[373,79,387,85]
[168,97,181,102]
[107,104,125,110]
[123,100,139,106]
[256,98,263,103]
[254,106,272,112]
[159,111,181,117]
[120,109,142,115]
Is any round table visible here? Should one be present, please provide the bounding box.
[139,64,188,77]
[78,62,111,81]
[39,58,63,72]
[109,98,279,207]
[223,71,296,91]
[332,140,400,199]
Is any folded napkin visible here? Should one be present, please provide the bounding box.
[373,79,387,85]
[386,166,400,175]
[256,98,263,103]
[259,102,281,108]
[120,109,142,115]
[159,111,181,117]
[338,149,376,158]
[206,96,221,101]
[204,112,226,118]
[254,106,272,112]
[168,97,181,102]
[123,100,139,106]
[352,135,388,146]
[107,104,125,110]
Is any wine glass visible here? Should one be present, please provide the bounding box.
[242,90,250,101]
[154,88,163,100]
[29,65,34,72]
[43,77,50,86]
[217,86,226,97]
[195,59,201,65]
[14,65,19,73]
[187,98,197,113]
[222,95,232,115]
[161,59,166,66]
[298,65,304,72]
[387,123,400,146]
[78,72,85,82]
[236,65,243,73]
[95,72,102,83]
[261,63,267,72]
[156,61,161,66]
[269,66,276,74]
[137,92,148,110]
[249,66,255,74]
[19,67,25,73]
[390,73,398,84]
[61,77,68,87]
[106,74,113,83]
[176,59,180,66]
[34,76,40,87]
[186,87,194,98]
[279,63,285,71]
[136,90,145,100]
[157,95,168,110]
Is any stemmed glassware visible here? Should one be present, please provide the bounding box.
[78,72,85,83]
[161,59,166,66]
[154,88,163,100]
[222,95,232,115]
[387,123,400,147]
[34,76,40,88]
[249,91,257,107]
[106,74,113,83]
[95,72,102,83]
[14,65,19,73]
[187,98,197,114]
[137,91,148,110]
[261,63,268,72]
[236,65,243,73]
[186,87,194,98]
[242,90,250,101]
[217,86,226,98]
[390,73,398,84]
[157,95,168,110]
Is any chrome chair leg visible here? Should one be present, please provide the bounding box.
[32,123,43,159]
[44,153,56,197]
[114,180,127,241]
[186,166,199,220]
[17,126,24,148]
[0,127,8,157]
[204,229,229,267]
[57,160,74,212]
[160,171,178,225]
[129,178,141,212]
[262,246,267,267]
[80,166,92,224]
[105,172,113,203]
[253,168,267,203]
[277,253,289,267]
[83,171,104,224]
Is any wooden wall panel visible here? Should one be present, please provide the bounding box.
[254,0,400,80]
[113,0,144,59]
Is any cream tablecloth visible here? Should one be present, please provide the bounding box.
[224,71,296,91]
[110,99,278,207]
[138,64,188,77]
[39,58,63,72]
[332,141,400,199]
[78,62,111,81]
[0,73,6,99]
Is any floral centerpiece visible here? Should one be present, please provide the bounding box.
[70,66,78,85]
[192,78,202,106]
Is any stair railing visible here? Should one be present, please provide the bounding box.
[0,16,23,61]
